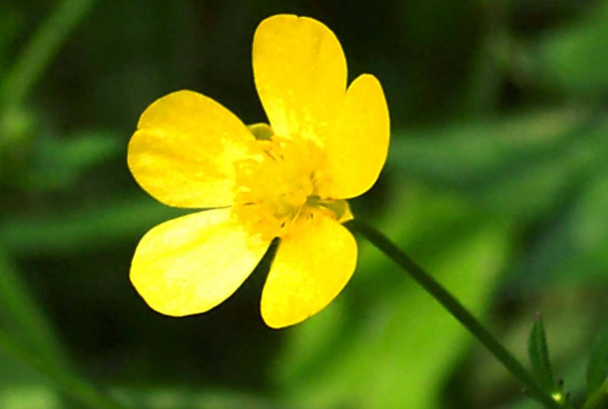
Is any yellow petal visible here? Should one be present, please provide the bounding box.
[319,74,390,199]
[130,208,271,317]
[261,214,357,328]
[253,14,347,142]
[128,90,257,208]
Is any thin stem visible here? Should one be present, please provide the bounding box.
[583,376,608,409]
[346,219,563,409]
[0,0,97,112]
[0,330,127,409]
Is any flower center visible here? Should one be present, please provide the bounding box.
[231,135,347,239]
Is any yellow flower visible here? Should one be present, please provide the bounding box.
[127,14,390,328]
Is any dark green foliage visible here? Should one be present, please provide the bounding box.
[1,0,608,408]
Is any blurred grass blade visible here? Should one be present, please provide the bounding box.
[386,109,583,186]
[527,313,557,393]
[387,109,608,229]
[113,386,290,409]
[0,247,68,369]
[534,1,608,96]
[586,318,608,399]
[29,130,122,190]
[0,330,126,409]
[0,197,185,257]
[0,0,96,112]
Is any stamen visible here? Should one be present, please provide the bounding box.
[231,135,348,239]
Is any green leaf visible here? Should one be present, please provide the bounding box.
[0,196,185,256]
[388,109,608,250]
[587,318,608,397]
[27,130,122,190]
[0,247,67,369]
[528,313,556,393]
[534,2,608,96]
[0,0,97,111]
[386,109,604,221]
[388,110,582,186]
[0,348,61,409]
[512,166,608,290]
[0,249,60,409]
[0,330,126,409]
[113,386,285,409]
[0,247,72,408]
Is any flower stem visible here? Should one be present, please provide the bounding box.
[346,219,562,409]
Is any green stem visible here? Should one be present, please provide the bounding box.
[0,330,127,409]
[0,0,97,112]
[346,219,562,409]
[583,376,608,409]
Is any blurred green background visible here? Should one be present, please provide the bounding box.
[1,0,608,408]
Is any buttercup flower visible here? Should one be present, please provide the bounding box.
[128,14,390,328]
